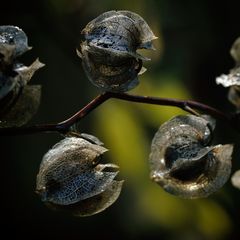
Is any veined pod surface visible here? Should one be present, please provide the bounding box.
[216,36,240,109]
[0,85,41,127]
[78,10,157,92]
[149,115,233,199]
[36,137,123,217]
[0,59,44,127]
[0,25,30,66]
[0,25,44,127]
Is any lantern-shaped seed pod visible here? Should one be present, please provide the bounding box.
[230,37,240,63]
[149,115,233,199]
[0,25,31,66]
[36,137,123,217]
[0,26,36,100]
[0,85,41,127]
[216,36,240,109]
[0,25,44,127]
[78,10,157,92]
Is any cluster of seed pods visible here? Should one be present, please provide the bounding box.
[1,12,237,218]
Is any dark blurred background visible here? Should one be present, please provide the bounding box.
[1,0,240,239]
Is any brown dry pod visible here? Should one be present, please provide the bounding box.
[216,36,240,109]
[36,137,123,217]
[78,10,157,92]
[149,115,233,199]
[0,25,44,127]
[231,170,240,190]
[0,59,44,127]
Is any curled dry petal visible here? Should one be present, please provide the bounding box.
[14,58,45,84]
[231,170,240,190]
[78,10,157,92]
[149,115,233,199]
[36,137,123,216]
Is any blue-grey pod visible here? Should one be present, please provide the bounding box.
[0,25,31,65]
[78,10,157,92]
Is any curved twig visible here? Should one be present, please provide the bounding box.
[0,92,234,136]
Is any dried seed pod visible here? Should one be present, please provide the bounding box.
[231,170,240,190]
[0,85,41,127]
[216,36,240,109]
[0,59,44,127]
[0,25,31,66]
[36,137,123,216]
[78,10,157,92]
[0,25,44,126]
[149,115,233,199]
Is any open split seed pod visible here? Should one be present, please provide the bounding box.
[36,137,123,216]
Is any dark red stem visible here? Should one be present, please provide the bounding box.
[0,92,233,136]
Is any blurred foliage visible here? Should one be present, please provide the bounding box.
[94,76,233,239]
[0,0,240,239]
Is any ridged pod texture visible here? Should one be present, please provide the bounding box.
[0,26,44,127]
[78,11,157,92]
[149,115,233,198]
[36,137,123,217]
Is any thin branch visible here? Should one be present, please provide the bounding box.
[0,92,111,136]
[108,92,230,122]
[58,92,111,129]
[0,92,233,136]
